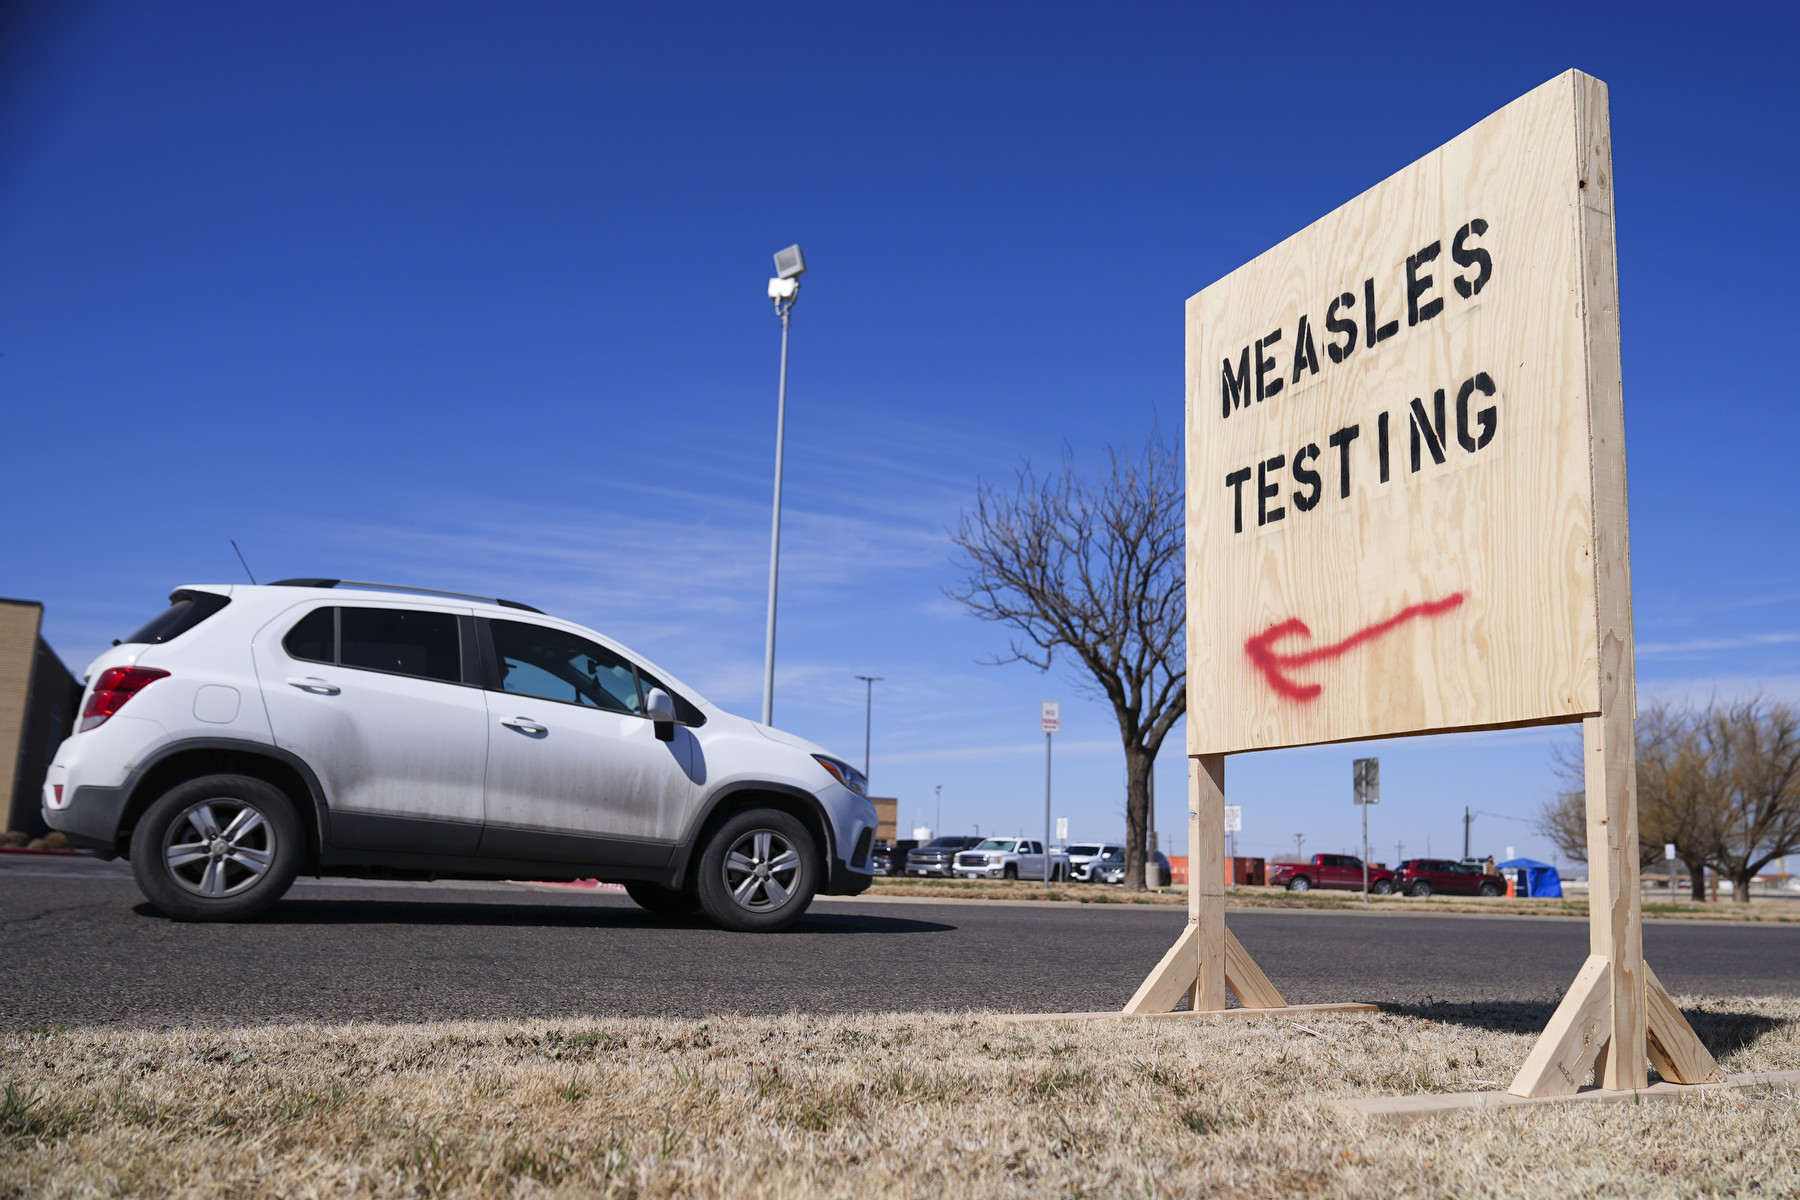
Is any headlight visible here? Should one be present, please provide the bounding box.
[811,754,867,797]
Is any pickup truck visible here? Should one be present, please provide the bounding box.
[1267,853,1395,894]
[954,837,1070,882]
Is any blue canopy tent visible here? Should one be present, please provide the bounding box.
[1495,857,1562,898]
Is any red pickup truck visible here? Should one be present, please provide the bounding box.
[1267,853,1396,894]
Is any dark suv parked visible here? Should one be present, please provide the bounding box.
[1396,858,1502,897]
[905,835,983,877]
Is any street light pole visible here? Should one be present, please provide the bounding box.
[761,245,806,727]
[855,675,883,783]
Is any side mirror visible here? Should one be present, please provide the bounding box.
[645,687,677,741]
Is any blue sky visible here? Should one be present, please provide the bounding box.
[4,2,1796,868]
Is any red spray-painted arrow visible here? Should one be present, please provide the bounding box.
[1244,593,1466,702]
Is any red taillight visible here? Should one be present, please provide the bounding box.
[80,667,169,731]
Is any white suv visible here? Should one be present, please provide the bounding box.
[41,581,879,931]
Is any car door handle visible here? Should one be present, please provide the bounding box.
[287,677,340,695]
[501,717,547,734]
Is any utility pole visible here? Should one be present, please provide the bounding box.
[854,675,883,783]
[1463,805,1473,860]
[934,784,941,838]
[1041,702,1060,890]
[1294,833,1305,860]
[1395,838,1405,865]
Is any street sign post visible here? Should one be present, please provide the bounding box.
[1223,805,1243,883]
[1056,816,1069,843]
[1041,702,1059,888]
[1353,758,1379,902]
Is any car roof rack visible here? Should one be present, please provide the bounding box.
[268,579,544,614]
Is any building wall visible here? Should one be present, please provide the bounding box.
[872,797,897,842]
[0,600,82,837]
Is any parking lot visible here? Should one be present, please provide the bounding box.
[4,855,1799,1029]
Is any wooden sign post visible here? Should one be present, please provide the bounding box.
[1122,70,1722,1096]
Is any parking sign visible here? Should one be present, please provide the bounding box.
[1041,701,1060,733]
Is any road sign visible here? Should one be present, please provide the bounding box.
[1040,701,1060,733]
[1185,73,1623,755]
[1665,843,1676,860]
[1223,805,1242,833]
[1056,816,1069,841]
[1353,757,1380,804]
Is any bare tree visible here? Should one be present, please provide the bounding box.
[1702,698,1800,902]
[1536,698,1800,903]
[947,435,1184,891]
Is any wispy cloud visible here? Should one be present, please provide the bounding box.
[1636,632,1800,657]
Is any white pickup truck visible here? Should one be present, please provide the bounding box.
[953,837,1070,882]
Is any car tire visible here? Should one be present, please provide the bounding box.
[1412,881,1434,898]
[1477,881,1501,897]
[695,808,818,932]
[1003,864,1018,881]
[129,774,302,922]
[1287,876,1311,892]
[624,880,699,916]
[1372,879,1394,895]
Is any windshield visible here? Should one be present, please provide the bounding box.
[1067,843,1103,856]
[973,839,1016,851]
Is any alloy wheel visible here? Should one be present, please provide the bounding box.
[722,829,802,913]
[162,798,277,898]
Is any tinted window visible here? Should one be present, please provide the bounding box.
[1067,843,1103,857]
[491,620,641,713]
[283,607,335,664]
[340,608,461,683]
[122,590,231,645]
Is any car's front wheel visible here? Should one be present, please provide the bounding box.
[1372,879,1394,895]
[129,774,302,921]
[1477,881,1501,897]
[696,808,818,932]
[625,880,698,916]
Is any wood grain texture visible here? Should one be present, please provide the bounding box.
[1340,1070,1800,1126]
[1508,954,1612,1098]
[1187,755,1227,1011]
[1644,963,1726,1086]
[1223,927,1286,1009]
[1185,71,1618,753]
[1122,922,1199,1015]
[1009,1002,1377,1026]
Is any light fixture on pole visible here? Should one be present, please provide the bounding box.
[761,244,806,726]
[855,675,883,783]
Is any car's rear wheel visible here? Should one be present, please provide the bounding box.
[129,774,302,921]
[625,880,698,916]
[1477,881,1501,897]
[1412,881,1434,898]
[695,808,818,932]
[1287,876,1311,892]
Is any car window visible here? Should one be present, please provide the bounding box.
[1100,849,1124,863]
[123,589,232,646]
[490,620,641,713]
[339,607,461,684]
[283,607,335,664]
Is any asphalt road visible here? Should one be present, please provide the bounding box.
[4,856,1798,1029]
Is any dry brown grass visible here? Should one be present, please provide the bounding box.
[3,999,1797,1198]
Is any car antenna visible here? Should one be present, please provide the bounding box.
[230,540,258,584]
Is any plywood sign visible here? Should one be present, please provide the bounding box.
[1186,70,1625,754]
